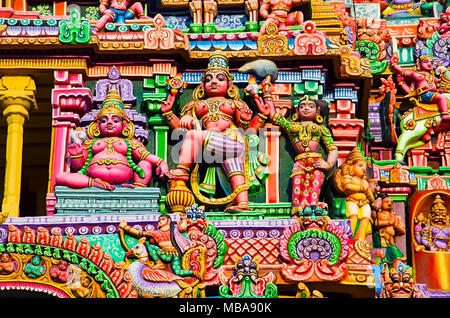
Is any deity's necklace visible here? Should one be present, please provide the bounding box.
[205,99,226,122]
[419,72,435,87]
[103,137,121,154]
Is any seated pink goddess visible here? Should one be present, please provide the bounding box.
[56,89,168,191]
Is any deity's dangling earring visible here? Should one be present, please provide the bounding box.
[122,121,135,139]
[292,113,299,121]
[87,122,101,138]
[315,114,323,124]
[227,86,238,99]
[194,86,205,100]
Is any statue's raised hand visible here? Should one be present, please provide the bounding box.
[67,142,84,157]
[161,99,174,113]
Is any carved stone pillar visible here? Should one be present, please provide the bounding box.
[263,125,281,203]
[46,71,93,216]
[0,76,37,223]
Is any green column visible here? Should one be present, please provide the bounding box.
[154,126,170,162]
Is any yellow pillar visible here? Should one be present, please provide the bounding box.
[0,76,37,223]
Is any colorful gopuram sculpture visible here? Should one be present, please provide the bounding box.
[1,0,450,301]
[414,194,450,251]
[161,50,272,212]
[334,148,375,241]
[270,97,338,215]
[55,89,169,191]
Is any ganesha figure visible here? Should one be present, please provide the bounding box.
[414,194,450,252]
[95,0,152,31]
[269,97,338,215]
[56,89,168,191]
[161,50,272,212]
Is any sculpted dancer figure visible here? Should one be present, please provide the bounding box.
[270,97,338,215]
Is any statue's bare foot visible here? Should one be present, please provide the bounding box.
[166,169,189,182]
[92,178,115,191]
[224,203,251,212]
[436,115,450,132]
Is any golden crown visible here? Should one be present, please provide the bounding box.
[98,89,127,119]
[204,49,233,80]
[345,147,365,164]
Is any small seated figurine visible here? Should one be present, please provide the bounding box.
[414,194,450,252]
[259,0,308,34]
[95,0,152,32]
[24,256,46,279]
[50,260,72,284]
[334,148,375,241]
[56,89,168,191]
[269,97,338,215]
[71,276,94,298]
[0,253,16,275]
[372,193,406,263]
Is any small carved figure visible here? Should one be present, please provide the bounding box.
[219,255,278,298]
[24,255,46,279]
[50,260,72,284]
[0,253,16,275]
[334,148,375,241]
[259,0,307,34]
[120,215,194,277]
[270,97,338,215]
[95,0,152,32]
[372,193,406,264]
[414,194,450,251]
[391,49,450,124]
[56,89,168,191]
[380,262,427,298]
[71,275,94,298]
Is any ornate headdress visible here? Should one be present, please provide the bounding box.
[417,47,434,62]
[431,195,446,213]
[204,49,233,80]
[345,147,366,164]
[97,89,127,120]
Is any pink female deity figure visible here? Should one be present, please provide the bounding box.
[391,49,450,126]
[269,97,338,215]
[95,0,152,32]
[160,50,272,212]
[259,0,308,34]
[56,89,168,191]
